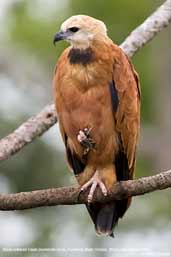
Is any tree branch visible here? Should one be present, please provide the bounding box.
[0,169,171,210]
[120,0,171,56]
[0,0,171,162]
[0,105,57,161]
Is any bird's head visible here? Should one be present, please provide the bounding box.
[53,15,107,49]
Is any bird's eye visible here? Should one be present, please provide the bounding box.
[69,27,79,33]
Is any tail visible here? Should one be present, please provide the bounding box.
[95,202,117,237]
[86,198,131,237]
[86,149,132,237]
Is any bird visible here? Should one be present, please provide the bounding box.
[53,15,140,237]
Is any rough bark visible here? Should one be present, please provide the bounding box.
[120,0,171,56]
[0,105,56,161]
[0,169,171,211]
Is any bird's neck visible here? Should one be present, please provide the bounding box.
[70,34,111,51]
[71,40,90,50]
[68,37,112,65]
[68,47,94,65]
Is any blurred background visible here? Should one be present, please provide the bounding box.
[0,0,171,256]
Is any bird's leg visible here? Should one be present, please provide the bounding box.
[80,170,107,203]
[77,127,96,155]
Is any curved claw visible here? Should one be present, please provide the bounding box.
[77,128,96,156]
[80,171,107,203]
[77,130,87,143]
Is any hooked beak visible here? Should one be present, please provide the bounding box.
[53,31,68,45]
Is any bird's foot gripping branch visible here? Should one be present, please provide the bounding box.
[0,169,171,211]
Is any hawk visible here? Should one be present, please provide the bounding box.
[53,15,140,237]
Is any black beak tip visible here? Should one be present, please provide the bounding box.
[53,31,64,46]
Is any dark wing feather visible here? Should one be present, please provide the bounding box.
[58,121,86,175]
[109,47,140,222]
[66,144,85,175]
[109,81,119,113]
[113,48,140,175]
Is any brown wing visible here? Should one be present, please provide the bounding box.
[112,46,140,178]
[107,46,140,220]
[53,53,86,176]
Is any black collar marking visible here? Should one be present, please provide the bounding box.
[68,48,94,65]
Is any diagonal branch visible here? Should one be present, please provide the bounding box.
[0,105,57,161]
[0,0,171,162]
[120,0,171,56]
[0,169,171,210]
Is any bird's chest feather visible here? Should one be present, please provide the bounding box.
[57,63,115,145]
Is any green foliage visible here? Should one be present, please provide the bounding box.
[8,1,65,66]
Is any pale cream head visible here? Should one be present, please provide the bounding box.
[56,15,108,49]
